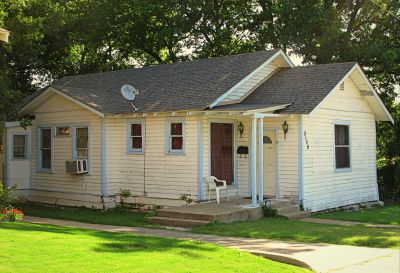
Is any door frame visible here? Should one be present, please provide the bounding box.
[264,127,280,198]
[208,119,238,186]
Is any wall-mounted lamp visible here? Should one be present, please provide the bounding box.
[282,121,289,139]
[238,122,244,137]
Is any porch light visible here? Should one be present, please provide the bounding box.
[238,122,244,137]
[282,121,289,139]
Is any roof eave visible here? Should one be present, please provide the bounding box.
[21,86,105,118]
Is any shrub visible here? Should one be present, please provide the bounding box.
[0,208,24,222]
[0,183,17,210]
[262,205,277,217]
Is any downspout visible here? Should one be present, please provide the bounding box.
[101,118,107,202]
[298,115,304,207]
[197,114,203,200]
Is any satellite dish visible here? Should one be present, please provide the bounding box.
[121,84,138,101]
[120,84,139,112]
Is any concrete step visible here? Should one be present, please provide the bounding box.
[276,205,301,214]
[156,210,215,221]
[148,216,211,228]
[281,211,311,220]
[267,199,296,209]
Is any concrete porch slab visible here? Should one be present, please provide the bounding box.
[149,198,263,227]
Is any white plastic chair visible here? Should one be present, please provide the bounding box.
[204,176,229,204]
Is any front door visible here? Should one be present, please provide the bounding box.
[210,123,233,185]
[263,130,276,196]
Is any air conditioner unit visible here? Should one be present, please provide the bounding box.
[66,159,88,174]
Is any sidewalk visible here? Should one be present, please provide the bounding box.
[24,216,400,273]
[301,217,400,229]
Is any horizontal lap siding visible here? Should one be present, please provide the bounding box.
[303,77,378,211]
[106,115,198,199]
[31,94,102,197]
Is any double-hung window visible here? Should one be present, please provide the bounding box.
[12,134,27,159]
[39,128,52,170]
[74,127,89,159]
[166,120,185,154]
[334,124,351,169]
[128,121,144,153]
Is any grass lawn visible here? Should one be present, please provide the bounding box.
[312,204,400,225]
[0,222,309,273]
[20,203,400,249]
[192,217,400,249]
[19,203,156,228]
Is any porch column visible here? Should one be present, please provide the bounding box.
[258,118,264,204]
[251,115,257,207]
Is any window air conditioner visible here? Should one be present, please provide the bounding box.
[66,159,88,174]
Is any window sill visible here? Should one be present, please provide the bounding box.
[11,158,29,161]
[166,151,185,156]
[127,151,144,155]
[334,168,352,173]
[37,169,52,173]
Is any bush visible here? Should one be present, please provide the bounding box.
[262,205,277,217]
[0,183,17,210]
[377,163,400,202]
[0,183,23,222]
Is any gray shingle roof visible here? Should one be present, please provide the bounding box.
[242,62,356,113]
[49,50,279,114]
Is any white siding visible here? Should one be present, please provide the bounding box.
[106,114,199,200]
[30,94,103,205]
[303,77,378,211]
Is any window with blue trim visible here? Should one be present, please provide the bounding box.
[166,120,185,154]
[39,128,52,170]
[128,121,144,153]
[74,127,88,159]
[334,124,350,169]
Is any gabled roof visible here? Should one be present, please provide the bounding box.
[242,62,357,113]
[28,50,279,114]
[21,49,393,123]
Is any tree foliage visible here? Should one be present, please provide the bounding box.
[1,0,399,195]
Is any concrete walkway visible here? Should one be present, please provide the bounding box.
[301,217,400,229]
[23,216,399,273]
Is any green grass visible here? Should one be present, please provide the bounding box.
[19,203,156,228]
[0,222,309,273]
[312,205,400,225]
[192,217,400,249]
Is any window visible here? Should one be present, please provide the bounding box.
[334,124,350,169]
[74,127,88,159]
[39,128,52,170]
[13,134,27,159]
[128,121,144,153]
[166,120,184,154]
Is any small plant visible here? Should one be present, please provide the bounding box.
[179,193,193,205]
[0,208,24,222]
[120,189,132,199]
[0,183,17,210]
[262,205,277,217]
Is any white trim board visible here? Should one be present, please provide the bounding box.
[209,50,294,109]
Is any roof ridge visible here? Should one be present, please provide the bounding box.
[52,49,280,84]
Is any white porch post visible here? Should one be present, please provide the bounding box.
[258,118,264,204]
[251,115,257,207]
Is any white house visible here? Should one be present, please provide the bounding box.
[3,49,393,211]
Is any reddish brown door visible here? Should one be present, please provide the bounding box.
[211,123,233,185]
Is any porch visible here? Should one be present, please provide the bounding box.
[149,197,308,228]
[199,106,302,207]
